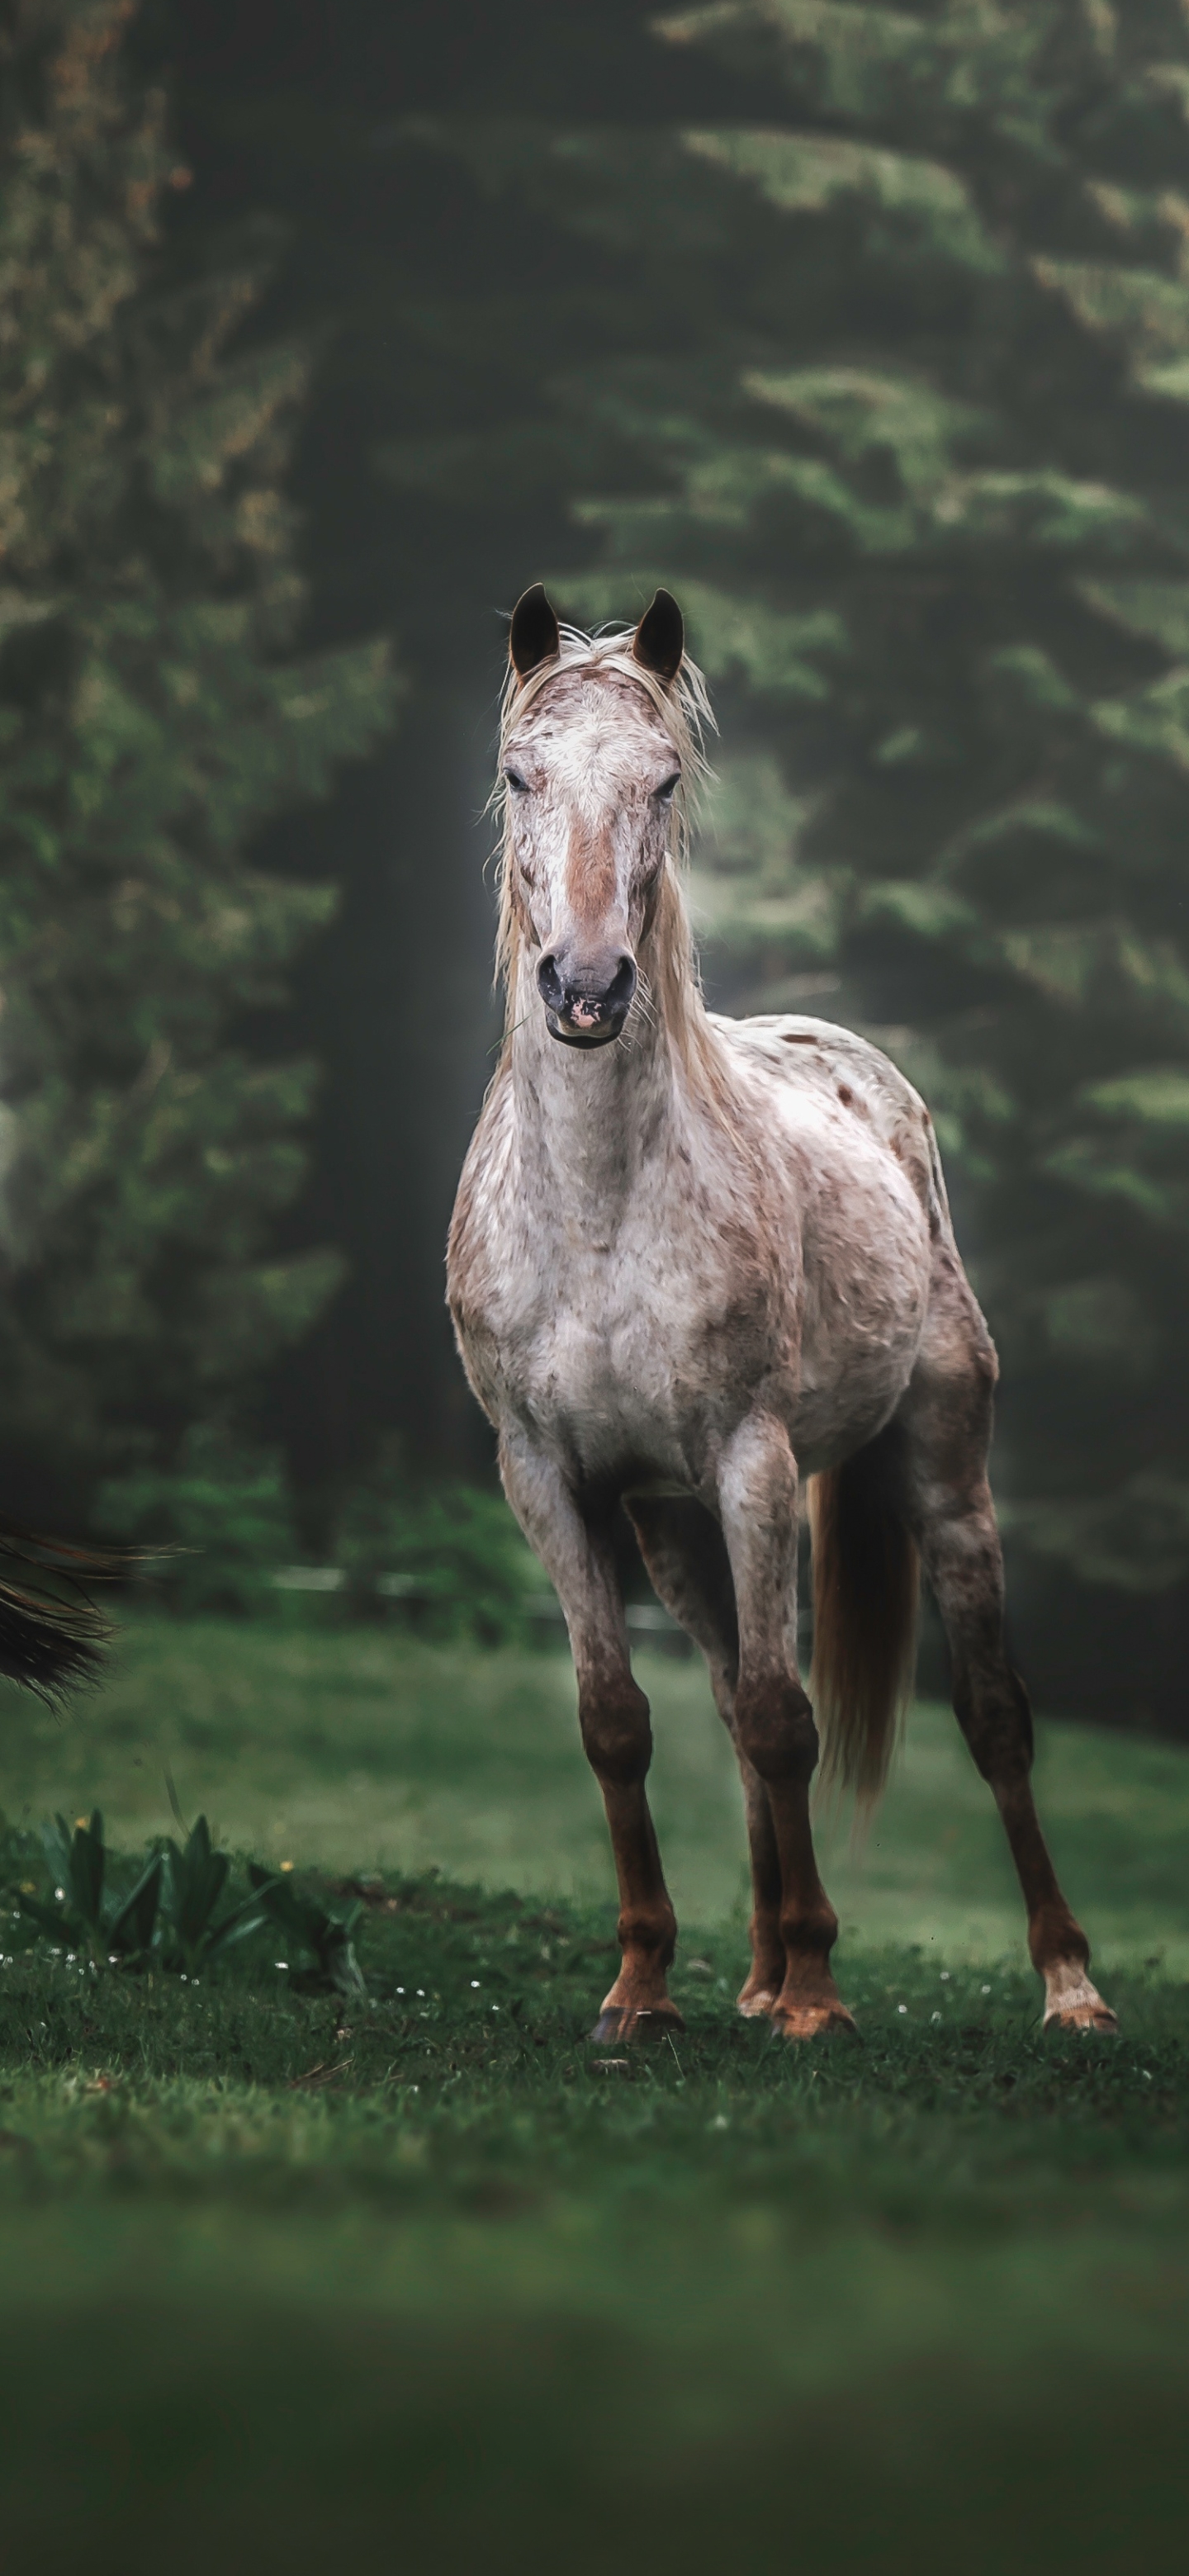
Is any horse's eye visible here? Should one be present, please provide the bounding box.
[655,772,680,801]
[504,768,529,794]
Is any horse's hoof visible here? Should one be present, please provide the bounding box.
[772,2001,857,2043]
[588,2004,685,2045]
[736,1986,779,2020]
[1045,2001,1119,2034]
[1042,1965,1118,2034]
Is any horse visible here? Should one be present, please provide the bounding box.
[448,582,1116,2043]
[0,1514,113,1700]
[0,1522,113,1701]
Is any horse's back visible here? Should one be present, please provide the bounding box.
[710,1011,951,1243]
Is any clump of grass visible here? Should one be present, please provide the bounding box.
[159,1815,278,1975]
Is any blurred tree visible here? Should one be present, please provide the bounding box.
[0,0,396,1506]
[426,0,1189,1721]
[149,0,740,1497]
[116,0,1189,1719]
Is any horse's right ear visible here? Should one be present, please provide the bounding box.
[509,585,561,680]
[632,588,684,684]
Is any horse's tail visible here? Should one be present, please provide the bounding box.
[0,1522,118,1702]
[807,1431,919,1806]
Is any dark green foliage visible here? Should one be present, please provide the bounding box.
[333,1446,541,1641]
[5,1796,364,1991]
[109,1842,163,1953]
[0,0,397,1495]
[16,1808,161,1959]
[93,1423,299,1612]
[6,1802,277,1971]
[88,1434,542,1630]
[159,1814,276,1972]
[392,5,1189,1717]
[599,4,1189,1713]
[249,1863,367,1995]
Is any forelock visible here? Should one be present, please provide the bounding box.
[499,623,714,792]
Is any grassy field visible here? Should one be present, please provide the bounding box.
[2,1615,1188,2571]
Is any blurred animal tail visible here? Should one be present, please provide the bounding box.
[0,1522,120,1702]
[808,1429,919,1807]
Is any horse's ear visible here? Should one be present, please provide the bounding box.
[632,589,684,684]
[509,584,561,680]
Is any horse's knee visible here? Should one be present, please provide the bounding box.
[735,1673,818,1785]
[578,1674,652,1785]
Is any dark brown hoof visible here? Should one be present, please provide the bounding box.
[588,2004,686,2045]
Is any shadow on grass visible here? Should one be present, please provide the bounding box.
[0,2291,1185,2574]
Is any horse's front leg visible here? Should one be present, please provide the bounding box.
[717,1414,854,2041]
[500,1434,683,2043]
[626,1493,784,2018]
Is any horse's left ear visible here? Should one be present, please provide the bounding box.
[632,589,684,684]
[509,584,561,679]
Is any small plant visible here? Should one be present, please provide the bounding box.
[249,1867,367,1996]
[18,1812,163,1965]
[8,1805,366,1993]
[159,1817,279,1974]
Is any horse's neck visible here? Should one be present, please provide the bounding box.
[509,959,677,1226]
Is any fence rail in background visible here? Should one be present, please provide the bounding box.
[272,1566,691,1647]
[116,1560,824,1662]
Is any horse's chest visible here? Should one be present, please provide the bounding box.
[528,1270,687,1446]
[497,1227,760,1477]
[537,1289,670,1423]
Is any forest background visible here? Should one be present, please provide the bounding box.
[3,0,1189,1731]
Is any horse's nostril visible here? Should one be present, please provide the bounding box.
[606,955,637,1012]
[537,954,566,1011]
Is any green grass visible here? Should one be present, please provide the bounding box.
[9,1609,1189,1963]
[2,1617,1188,2571]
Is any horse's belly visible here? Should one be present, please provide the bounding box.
[791,1318,925,1472]
[790,1172,931,1469]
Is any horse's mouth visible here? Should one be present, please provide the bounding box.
[544,1010,624,1050]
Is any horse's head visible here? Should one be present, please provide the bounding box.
[500,586,688,1049]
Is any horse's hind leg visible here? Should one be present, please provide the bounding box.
[628,1494,785,2016]
[898,1299,1116,2034]
[500,1433,683,2044]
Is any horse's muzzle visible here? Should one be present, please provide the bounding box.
[537,951,637,1049]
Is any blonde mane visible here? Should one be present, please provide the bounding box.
[493,623,728,1102]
